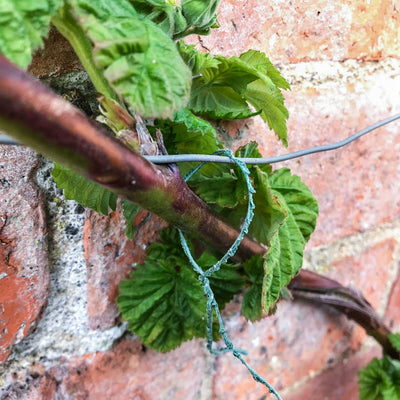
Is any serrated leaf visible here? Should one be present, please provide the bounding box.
[155,108,223,178]
[122,200,140,239]
[117,255,209,352]
[70,4,191,118]
[244,79,289,147]
[52,163,117,215]
[260,168,318,313]
[389,333,400,352]
[239,50,290,90]
[181,0,220,29]
[358,356,400,400]
[190,79,257,120]
[0,0,62,68]
[242,255,264,321]
[269,168,319,243]
[177,41,220,75]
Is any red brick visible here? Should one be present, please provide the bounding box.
[2,338,209,400]
[328,239,397,310]
[84,209,166,330]
[212,300,364,399]
[0,147,50,364]
[189,0,400,62]
[233,76,400,247]
[284,346,382,400]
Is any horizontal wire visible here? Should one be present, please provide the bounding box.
[146,113,400,164]
[1,113,399,164]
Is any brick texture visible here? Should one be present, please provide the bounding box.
[1,338,209,400]
[190,0,400,62]
[0,148,49,364]
[84,209,166,330]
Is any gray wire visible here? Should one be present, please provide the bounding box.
[1,113,399,164]
[146,113,400,164]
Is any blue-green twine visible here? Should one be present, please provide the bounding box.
[178,149,283,400]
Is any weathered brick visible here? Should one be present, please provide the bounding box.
[191,0,400,62]
[84,209,166,330]
[237,67,400,247]
[0,147,49,364]
[212,300,363,399]
[212,239,396,398]
[328,239,397,310]
[284,346,382,400]
[1,338,209,400]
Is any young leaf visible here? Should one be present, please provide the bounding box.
[155,108,223,177]
[0,0,63,68]
[52,163,117,215]
[122,201,140,239]
[117,255,209,352]
[69,3,191,118]
[239,50,290,91]
[181,0,220,29]
[177,41,220,75]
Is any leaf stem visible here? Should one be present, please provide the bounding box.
[51,7,118,101]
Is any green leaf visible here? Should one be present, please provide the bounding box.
[269,168,319,243]
[197,252,244,308]
[122,201,140,239]
[188,55,261,120]
[155,108,222,177]
[191,173,239,208]
[221,167,288,246]
[70,3,191,118]
[358,356,400,400]
[244,79,289,147]
[181,0,220,29]
[0,0,63,68]
[260,168,318,313]
[117,254,209,352]
[242,255,264,321]
[52,163,117,215]
[190,79,257,120]
[239,50,290,90]
[235,141,272,175]
[177,41,220,75]
[262,209,304,313]
[389,333,400,352]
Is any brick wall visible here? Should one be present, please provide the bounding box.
[1,2,400,399]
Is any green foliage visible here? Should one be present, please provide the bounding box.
[117,227,243,351]
[181,0,220,30]
[52,163,117,215]
[0,0,62,68]
[122,201,140,239]
[181,44,290,145]
[52,163,140,238]
[69,0,192,118]
[242,255,264,321]
[358,356,400,400]
[389,334,400,352]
